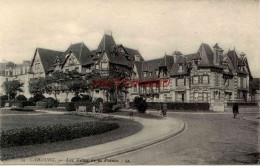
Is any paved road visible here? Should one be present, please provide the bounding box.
[99,112,259,165]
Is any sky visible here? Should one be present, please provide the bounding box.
[0,0,259,77]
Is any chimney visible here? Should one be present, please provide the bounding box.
[173,51,182,63]
[213,43,223,65]
[240,52,246,59]
[104,30,112,36]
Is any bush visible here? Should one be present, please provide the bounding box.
[36,101,48,108]
[66,102,76,111]
[80,94,92,101]
[133,96,147,113]
[42,97,58,108]
[75,102,93,112]
[16,95,27,101]
[33,94,46,103]
[10,108,35,112]
[112,104,122,112]
[0,95,8,107]
[103,102,116,113]
[129,102,210,111]
[134,96,143,108]
[71,96,81,102]
[0,121,119,148]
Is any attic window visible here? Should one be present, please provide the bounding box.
[135,55,140,61]
[178,63,183,72]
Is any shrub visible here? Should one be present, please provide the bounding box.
[129,102,210,111]
[0,121,119,148]
[133,96,147,113]
[33,94,46,103]
[137,100,147,113]
[66,102,76,111]
[103,102,116,113]
[71,96,81,102]
[16,95,27,101]
[10,108,35,112]
[112,104,122,112]
[75,102,93,112]
[0,95,8,107]
[42,97,58,108]
[36,101,48,108]
[134,96,143,107]
[80,94,92,101]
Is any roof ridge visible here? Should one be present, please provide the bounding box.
[37,47,63,53]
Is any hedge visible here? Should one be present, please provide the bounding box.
[227,103,258,106]
[129,102,210,111]
[0,121,119,148]
[6,100,34,108]
[10,108,35,112]
[66,102,93,112]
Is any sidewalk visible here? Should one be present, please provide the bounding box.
[3,114,185,165]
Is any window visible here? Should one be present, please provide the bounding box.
[156,70,159,76]
[143,72,147,77]
[203,92,208,101]
[75,67,79,71]
[224,78,229,86]
[193,76,199,84]
[193,59,198,66]
[243,78,247,88]
[194,92,199,101]
[135,55,140,61]
[202,75,209,84]
[101,62,108,69]
[133,86,137,93]
[95,65,99,70]
[177,78,184,86]
[214,91,220,99]
[65,69,69,72]
[237,77,241,87]
[178,63,183,71]
[177,93,183,102]
[73,58,77,64]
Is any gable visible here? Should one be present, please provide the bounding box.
[63,53,80,67]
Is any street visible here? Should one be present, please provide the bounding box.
[102,112,259,165]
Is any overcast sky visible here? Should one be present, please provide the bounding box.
[0,0,259,77]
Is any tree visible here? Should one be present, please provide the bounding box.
[2,80,24,100]
[29,77,47,96]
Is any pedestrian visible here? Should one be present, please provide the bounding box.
[162,102,168,117]
[232,103,239,119]
[99,101,103,113]
[92,105,96,114]
[129,109,134,120]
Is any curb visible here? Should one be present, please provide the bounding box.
[242,117,259,123]
[59,119,186,165]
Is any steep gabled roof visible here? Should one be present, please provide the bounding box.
[124,47,144,61]
[198,43,214,66]
[33,48,63,73]
[227,50,239,71]
[169,55,189,76]
[97,34,116,53]
[159,55,174,72]
[184,52,200,62]
[62,42,92,66]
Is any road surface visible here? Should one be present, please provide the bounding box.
[97,112,259,165]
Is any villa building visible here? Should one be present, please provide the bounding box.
[0,32,257,111]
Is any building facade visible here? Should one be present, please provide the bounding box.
[0,32,257,111]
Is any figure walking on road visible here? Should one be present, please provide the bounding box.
[161,102,168,117]
[233,103,239,119]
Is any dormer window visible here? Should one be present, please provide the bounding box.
[135,55,140,61]
[193,60,198,66]
[178,63,183,72]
